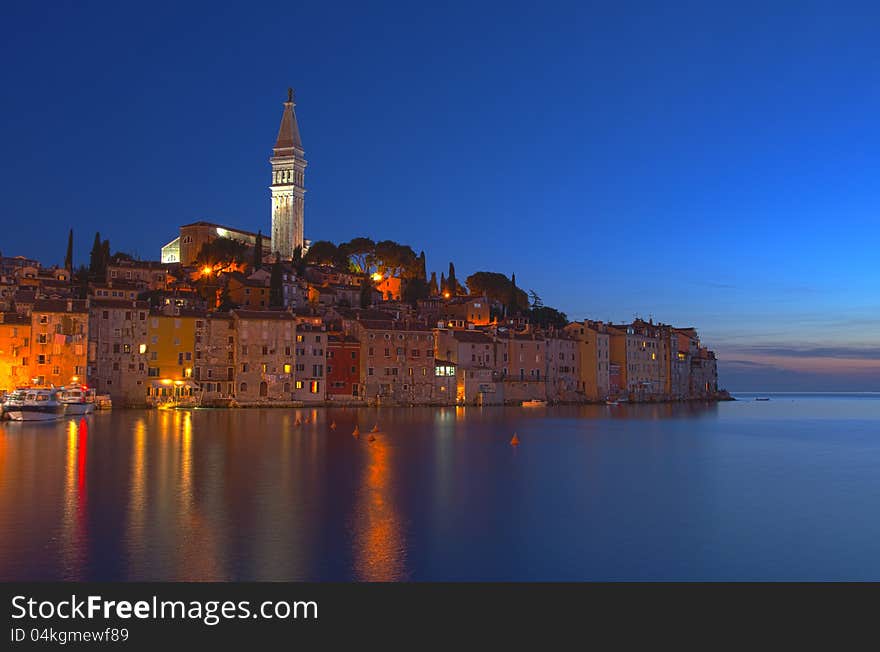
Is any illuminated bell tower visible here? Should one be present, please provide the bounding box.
[270,88,307,260]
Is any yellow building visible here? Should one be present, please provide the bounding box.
[144,308,203,404]
[565,320,611,401]
[0,312,31,392]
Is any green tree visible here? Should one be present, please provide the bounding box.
[64,229,73,273]
[466,271,528,308]
[527,306,568,330]
[341,237,376,273]
[196,237,249,267]
[370,240,419,278]
[304,240,346,267]
[269,255,284,308]
[529,290,543,308]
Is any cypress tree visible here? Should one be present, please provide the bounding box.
[269,255,283,308]
[418,251,427,281]
[89,232,102,278]
[507,272,519,317]
[440,272,447,296]
[447,262,457,295]
[253,230,264,269]
[429,271,439,296]
[359,277,372,308]
[64,229,73,273]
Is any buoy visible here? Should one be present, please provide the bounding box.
[330,421,337,430]
[510,433,520,446]
[352,425,360,438]
[368,434,376,442]
[370,424,380,433]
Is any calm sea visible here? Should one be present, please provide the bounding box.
[2,394,880,581]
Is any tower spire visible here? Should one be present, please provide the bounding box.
[274,88,302,153]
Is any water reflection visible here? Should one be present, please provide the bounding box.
[5,398,880,580]
[60,418,87,578]
[353,433,406,581]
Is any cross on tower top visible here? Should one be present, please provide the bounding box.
[287,87,294,103]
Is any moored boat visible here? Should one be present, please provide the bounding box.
[3,388,66,421]
[59,382,96,415]
[521,399,547,407]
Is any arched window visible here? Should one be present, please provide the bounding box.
[240,382,248,393]
[259,382,268,397]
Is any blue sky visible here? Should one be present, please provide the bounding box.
[2,1,879,390]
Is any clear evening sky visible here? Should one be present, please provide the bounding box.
[2,1,878,391]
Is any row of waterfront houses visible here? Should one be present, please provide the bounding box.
[0,254,719,406]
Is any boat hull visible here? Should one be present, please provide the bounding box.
[62,402,95,415]
[5,405,66,421]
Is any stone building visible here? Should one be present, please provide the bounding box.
[545,331,579,402]
[291,322,326,402]
[232,310,296,403]
[351,319,435,405]
[87,298,150,405]
[194,312,236,403]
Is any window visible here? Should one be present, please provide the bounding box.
[309,381,320,394]
[283,364,292,374]
[240,382,248,392]
[295,381,303,389]
[368,367,374,376]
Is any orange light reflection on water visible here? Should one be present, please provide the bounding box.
[353,434,406,581]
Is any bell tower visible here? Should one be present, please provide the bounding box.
[270,88,307,260]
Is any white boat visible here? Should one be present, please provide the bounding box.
[3,388,67,421]
[521,399,547,407]
[59,383,97,415]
